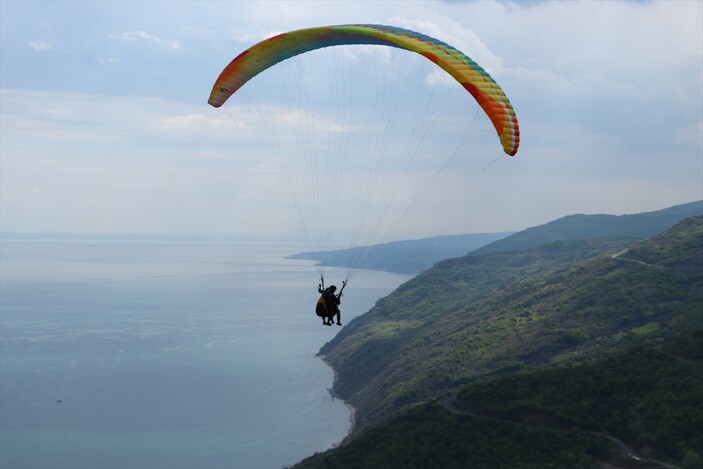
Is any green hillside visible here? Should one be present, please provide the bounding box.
[319,216,703,435]
[294,401,617,469]
[289,201,701,274]
[295,329,703,468]
[456,329,703,462]
[472,200,702,255]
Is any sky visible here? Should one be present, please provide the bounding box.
[1,0,702,243]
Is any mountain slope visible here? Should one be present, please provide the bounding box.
[296,328,703,468]
[288,232,512,274]
[456,328,703,462]
[320,216,703,433]
[472,200,702,255]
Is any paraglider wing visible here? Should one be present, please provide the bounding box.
[208,24,520,156]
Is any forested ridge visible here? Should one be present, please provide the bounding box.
[294,207,702,468]
[295,328,702,468]
[471,200,703,256]
[320,215,702,434]
[457,330,703,463]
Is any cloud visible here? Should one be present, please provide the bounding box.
[107,30,181,49]
[394,16,504,73]
[28,40,55,52]
[157,113,234,134]
[96,56,120,66]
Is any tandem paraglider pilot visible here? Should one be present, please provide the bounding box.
[316,280,345,326]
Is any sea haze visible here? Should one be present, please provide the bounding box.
[0,239,410,469]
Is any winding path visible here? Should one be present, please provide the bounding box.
[440,395,679,469]
[611,248,660,268]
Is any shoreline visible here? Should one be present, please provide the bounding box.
[319,354,355,445]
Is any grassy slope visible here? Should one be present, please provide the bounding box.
[294,401,617,469]
[320,217,703,434]
[294,329,703,468]
[457,330,703,461]
[472,200,702,256]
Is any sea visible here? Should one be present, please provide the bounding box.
[0,239,411,469]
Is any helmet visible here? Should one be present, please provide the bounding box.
[329,285,337,291]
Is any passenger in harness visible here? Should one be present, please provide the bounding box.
[316,280,345,326]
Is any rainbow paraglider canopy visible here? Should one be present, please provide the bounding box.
[208,24,520,156]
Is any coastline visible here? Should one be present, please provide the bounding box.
[319,354,355,446]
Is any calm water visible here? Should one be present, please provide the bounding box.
[0,239,410,469]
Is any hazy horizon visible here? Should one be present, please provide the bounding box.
[1,199,700,242]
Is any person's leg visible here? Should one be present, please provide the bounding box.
[317,302,328,325]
